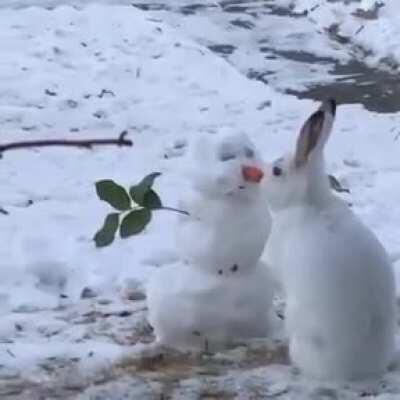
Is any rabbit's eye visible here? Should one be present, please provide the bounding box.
[219,152,236,162]
[272,166,283,177]
[244,147,255,158]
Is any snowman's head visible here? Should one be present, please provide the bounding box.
[190,132,265,200]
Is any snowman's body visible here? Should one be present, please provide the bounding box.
[146,261,274,351]
[177,190,271,276]
[146,132,275,351]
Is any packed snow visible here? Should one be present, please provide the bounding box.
[147,131,277,351]
[0,0,399,398]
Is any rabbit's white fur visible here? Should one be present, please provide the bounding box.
[265,100,396,380]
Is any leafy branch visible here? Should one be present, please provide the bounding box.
[94,172,189,247]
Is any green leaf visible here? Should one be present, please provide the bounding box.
[96,180,131,211]
[328,174,350,194]
[94,213,119,247]
[140,172,162,188]
[129,185,148,206]
[142,189,162,209]
[129,172,162,206]
[120,208,152,238]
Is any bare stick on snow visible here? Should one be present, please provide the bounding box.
[0,131,133,155]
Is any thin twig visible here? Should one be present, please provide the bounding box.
[355,25,365,36]
[6,349,16,358]
[0,207,8,215]
[0,131,132,154]
[157,206,190,216]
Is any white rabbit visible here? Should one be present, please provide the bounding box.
[176,131,272,276]
[264,100,396,380]
[146,260,275,352]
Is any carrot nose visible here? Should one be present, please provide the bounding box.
[242,166,264,183]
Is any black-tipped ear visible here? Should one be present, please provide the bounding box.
[295,110,325,167]
[327,99,336,116]
[319,98,336,117]
[294,99,337,167]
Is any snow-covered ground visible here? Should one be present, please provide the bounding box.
[276,0,400,71]
[0,1,400,398]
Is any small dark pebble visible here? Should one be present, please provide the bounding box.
[0,207,9,215]
[93,110,106,119]
[97,89,115,98]
[15,323,23,332]
[230,19,255,30]
[360,392,374,398]
[66,99,78,109]
[80,287,98,299]
[131,3,169,11]
[231,264,239,273]
[97,298,111,305]
[208,44,236,55]
[103,310,132,318]
[21,126,37,131]
[126,291,146,301]
[218,270,223,275]
[257,100,271,110]
[52,46,62,55]
[180,4,208,15]
[45,89,57,96]
[117,310,133,318]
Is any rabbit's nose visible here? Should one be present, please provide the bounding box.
[242,166,264,183]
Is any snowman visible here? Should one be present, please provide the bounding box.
[146,131,276,351]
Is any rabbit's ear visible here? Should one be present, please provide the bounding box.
[295,99,336,167]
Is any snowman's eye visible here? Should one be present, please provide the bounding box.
[272,157,285,177]
[219,152,236,162]
[272,166,283,177]
[244,147,255,158]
